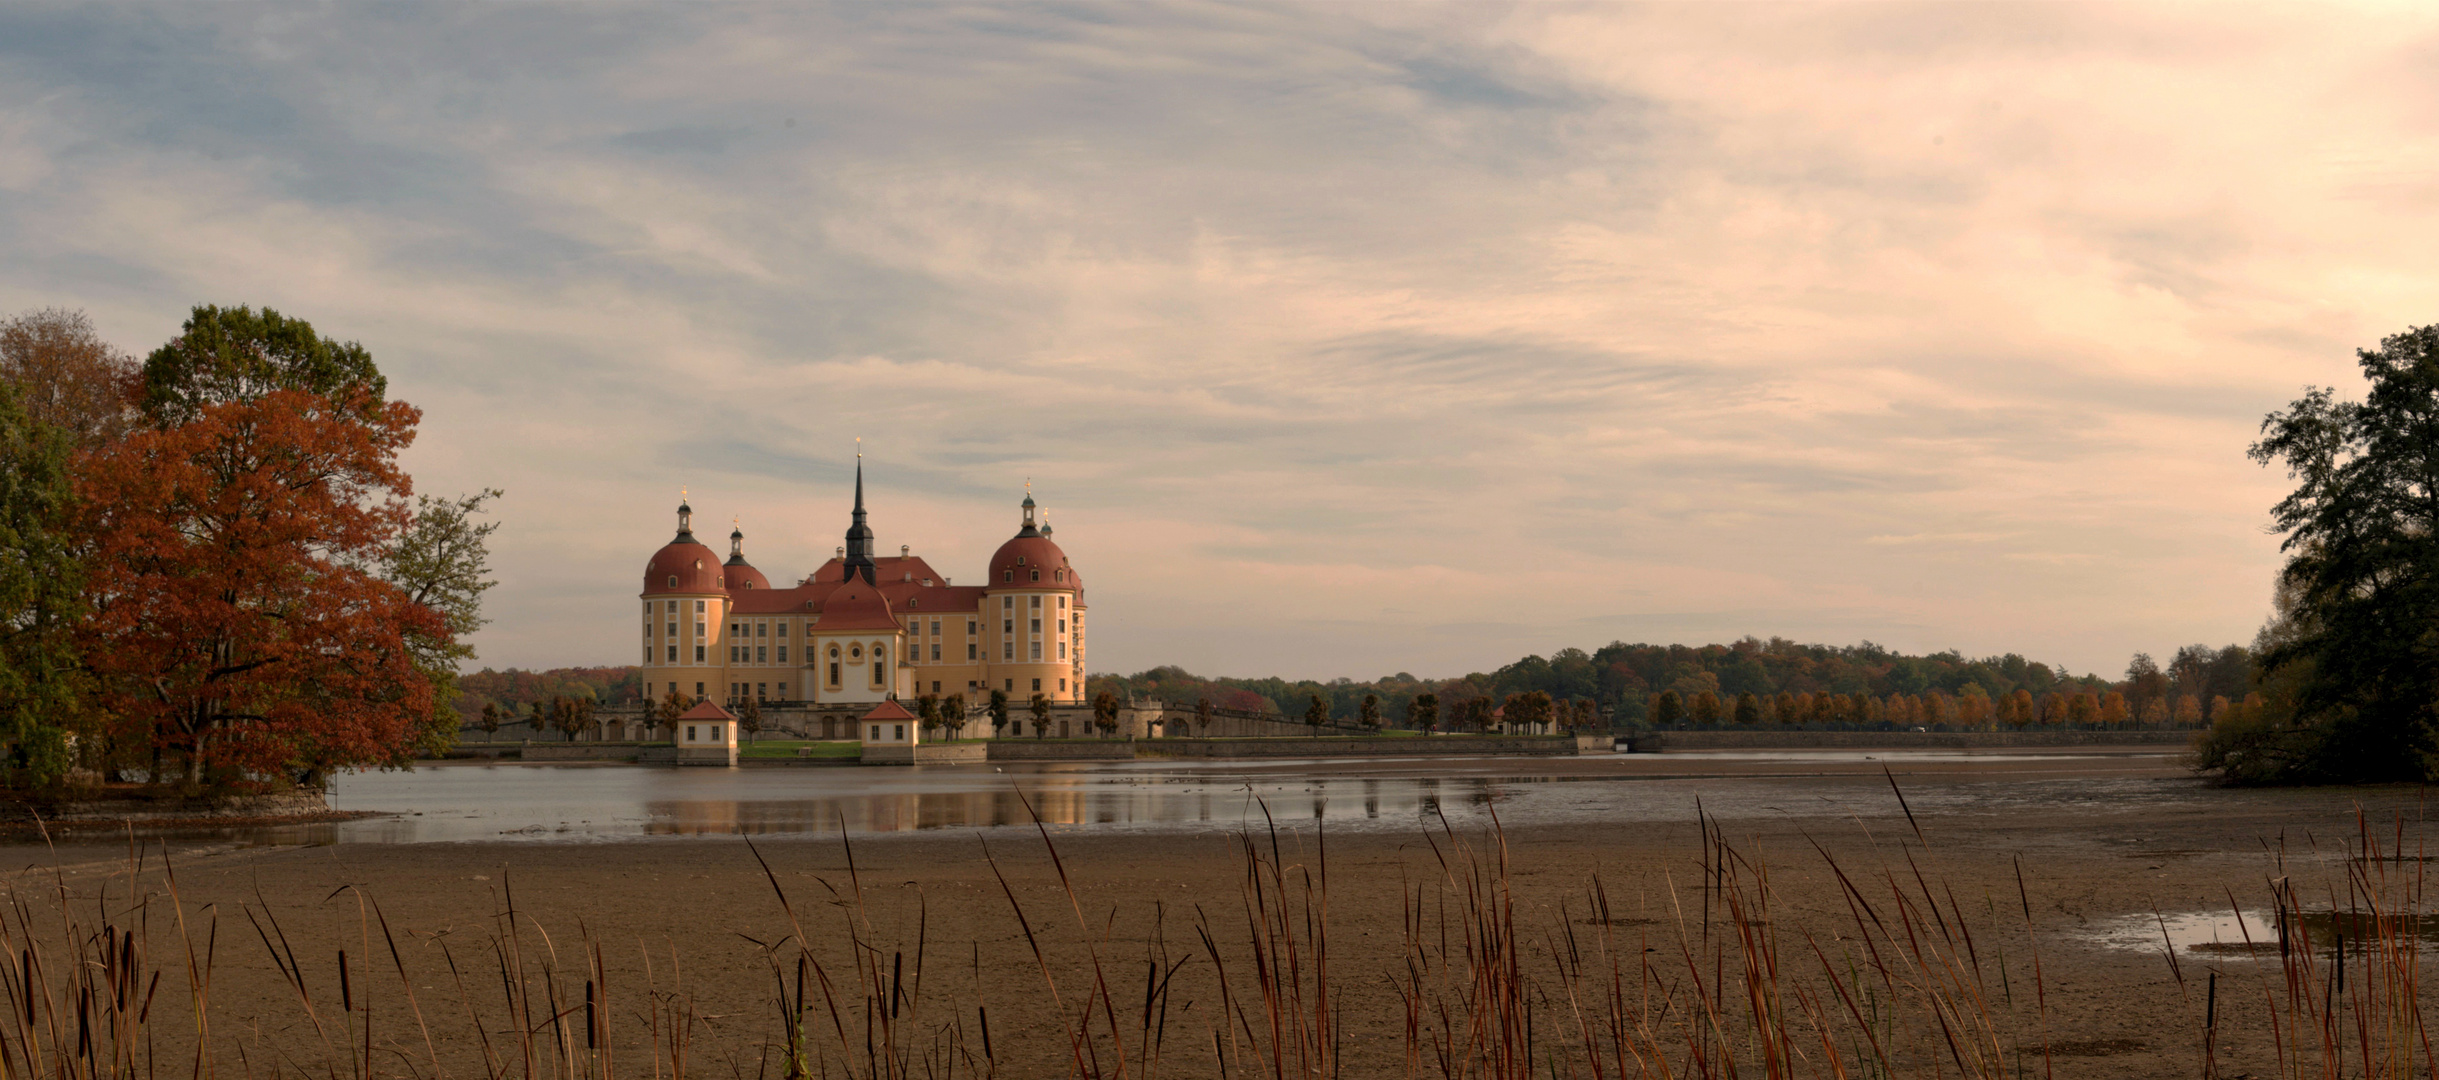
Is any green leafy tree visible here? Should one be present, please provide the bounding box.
[916,692,940,735]
[738,696,762,739]
[1195,695,1214,735]
[477,702,502,735]
[1092,689,1120,736]
[1688,690,1723,726]
[1358,693,1381,732]
[1029,692,1051,737]
[1733,692,1761,726]
[989,688,1010,736]
[1304,693,1328,735]
[1408,692,1439,731]
[0,381,85,782]
[942,692,968,737]
[1650,690,1685,728]
[382,489,501,757]
[138,305,387,428]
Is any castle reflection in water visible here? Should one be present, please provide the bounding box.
[635,775,1533,837]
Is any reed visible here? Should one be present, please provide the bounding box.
[0,793,2431,1080]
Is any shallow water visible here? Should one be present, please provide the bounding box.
[222,750,2213,845]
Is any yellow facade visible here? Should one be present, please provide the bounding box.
[637,471,1087,711]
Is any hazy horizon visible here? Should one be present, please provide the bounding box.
[11,4,2433,680]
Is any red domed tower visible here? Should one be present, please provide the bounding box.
[722,521,770,591]
[980,487,1087,703]
[640,497,729,705]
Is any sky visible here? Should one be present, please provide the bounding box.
[4,3,2434,683]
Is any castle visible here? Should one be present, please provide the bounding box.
[638,459,1086,718]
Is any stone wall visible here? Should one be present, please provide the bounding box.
[1141,736,1576,759]
[986,740,1135,762]
[865,743,989,765]
[1631,729,2199,751]
[521,743,647,762]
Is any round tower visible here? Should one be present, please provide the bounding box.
[640,497,730,707]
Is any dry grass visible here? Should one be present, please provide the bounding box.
[0,787,2431,1079]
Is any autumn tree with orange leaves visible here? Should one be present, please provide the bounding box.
[77,387,443,786]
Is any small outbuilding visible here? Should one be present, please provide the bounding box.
[674,699,740,766]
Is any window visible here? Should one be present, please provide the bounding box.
[930,643,941,661]
[667,645,677,662]
[1030,569,1040,582]
[1030,618,1041,633]
[1060,678,1067,692]
[1003,642,1013,660]
[1005,679,1013,691]
[1003,618,1013,635]
[756,683,766,699]
[869,725,880,741]
[1056,570,1064,582]
[1030,642,1041,660]
[695,622,706,638]
[894,724,905,740]
[1017,556,1026,565]
[1003,570,1013,582]
[644,645,652,663]
[756,646,767,663]
[644,624,652,640]
[695,600,706,613]
[1059,596,1067,610]
[1058,619,1066,634]
[932,681,941,693]
[1030,596,1041,609]
[728,645,739,662]
[694,645,705,662]
[968,618,978,635]
[873,659,887,687]
[667,575,677,587]
[967,643,977,660]
[850,644,862,661]
[777,623,788,638]
[1031,678,1041,692]
[695,682,704,698]
[667,601,677,614]
[930,619,940,636]
[687,725,697,741]
[776,646,788,662]
[829,662,841,685]
[667,622,677,637]
[757,623,768,638]
[1059,640,1068,660]
[906,643,918,664]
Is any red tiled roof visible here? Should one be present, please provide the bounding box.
[861,699,917,722]
[813,580,900,630]
[643,540,727,596]
[988,535,1081,592]
[723,561,771,591]
[678,700,736,720]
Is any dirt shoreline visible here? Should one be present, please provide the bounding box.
[0,753,2425,1078]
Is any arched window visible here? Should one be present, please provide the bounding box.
[1056,570,1064,582]
[667,575,677,588]
[1003,570,1013,582]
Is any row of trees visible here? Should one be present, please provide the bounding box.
[1086,637,2255,733]
[0,306,496,790]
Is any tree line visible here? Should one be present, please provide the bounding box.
[1084,637,2258,734]
[0,306,496,791]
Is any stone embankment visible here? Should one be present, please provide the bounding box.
[1629,729,2197,751]
[1141,735,1581,759]
[7,789,333,823]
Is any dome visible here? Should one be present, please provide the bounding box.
[722,561,770,591]
[643,539,726,596]
[988,534,1081,591]
[818,580,900,630]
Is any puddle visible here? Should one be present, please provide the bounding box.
[2088,908,2439,960]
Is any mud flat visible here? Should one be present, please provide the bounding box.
[0,749,2423,1079]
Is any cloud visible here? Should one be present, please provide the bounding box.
[1,2,2421,679]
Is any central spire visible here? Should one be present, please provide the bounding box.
[841,446,876,585]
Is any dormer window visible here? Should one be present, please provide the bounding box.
[1016,556,1026,565]
[1004,570,1013,582]
[667,575,677,588]
[1056,570,1065,582]
[1031,569,1040,582]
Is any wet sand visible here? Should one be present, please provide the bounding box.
[5,749,2427,1079]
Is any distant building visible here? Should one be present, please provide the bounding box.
[637,458,1087,710]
